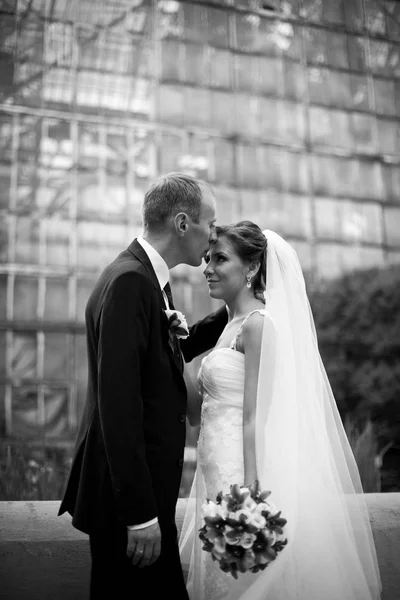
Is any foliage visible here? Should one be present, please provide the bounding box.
[308,265,400,491]
[0,443,71,501]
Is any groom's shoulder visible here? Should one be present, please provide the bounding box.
[97,253,151,293]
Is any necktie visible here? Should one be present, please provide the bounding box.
[163,282,175,310]
[163,282,183,372]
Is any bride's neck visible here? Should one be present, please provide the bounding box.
[225,291,262,322]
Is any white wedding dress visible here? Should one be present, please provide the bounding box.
[180,307,382,600]
[186,311,265,600]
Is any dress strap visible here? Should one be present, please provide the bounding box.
[229,309,265,351]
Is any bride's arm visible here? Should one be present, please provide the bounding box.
[183,363,202,427]
[241,312,271,486]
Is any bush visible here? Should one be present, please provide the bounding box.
[309,265,400,491]
[0,443,71,501]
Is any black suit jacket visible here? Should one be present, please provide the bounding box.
[58,240,227,534]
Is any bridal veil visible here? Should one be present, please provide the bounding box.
[180,229,382,600]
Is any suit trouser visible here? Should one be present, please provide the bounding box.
[89,519,189,600]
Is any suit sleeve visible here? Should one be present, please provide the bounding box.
[180,305,228,363]
[97,271,157,526]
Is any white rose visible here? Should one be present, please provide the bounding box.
[164,309,189,339]
[256,500,278,516]
[248,512,266,529]
[240,532,257,549]
[235,507,253,524]
[202,501,219,519]
[217,500,229,519]
[243,495,257,511]
[223,525,242,545]
[263,529,277,545]
[264,499,279,516]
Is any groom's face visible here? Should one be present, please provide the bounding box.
[184,188,217,267]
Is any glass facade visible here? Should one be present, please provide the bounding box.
[0,0,399,446]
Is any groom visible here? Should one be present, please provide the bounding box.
[58,173,228,599]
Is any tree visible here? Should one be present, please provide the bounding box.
[308,265,400,491]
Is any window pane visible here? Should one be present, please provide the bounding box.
[211,186,239,223]
[377,119,399,156]
[77,222,127,267]
[45,219,70,266]
[338,201,383,245]
[209,48,231,89]
[44,333,68,380]
[44,387,69,438]
[0,114,14,164]
[236,95,260,137]
[77,279,94,323]
[183,3,208,44]
[75,334,88,423]
[351,114,376,154]
[312,156,384,200]
[15,217,40,265]
[12,385,40,438]
[44,278,69,321]
[0,274,7,320]
[208,8,230,48]
[14,277,38,320]
[309,107,353,150]
[212,139,235,185]
[316,243,344,279]
[161,40,181,82]
[0,331,6,378]
[384,207,400,247]
[183,43,206,86]
[159,133,183,174]
[235,53,261,94]
[210,90,234,134]
[183,87,211,128]
[283,60,305,101]
[237,145,260,188]
[383,165,400,203]
[158,84,184,126]
[12,333,36,379]
[0,217,8,263]
[373,78,396,116]
[315,198,339,240]
[260,192,312,238]
[304,28,349,69]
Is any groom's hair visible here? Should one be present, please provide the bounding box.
[142,172,213,229]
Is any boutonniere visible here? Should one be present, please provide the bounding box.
[164,309,190,343]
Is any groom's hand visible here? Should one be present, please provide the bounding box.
[126,522,162,568]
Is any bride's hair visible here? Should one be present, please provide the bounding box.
[215,220,267,301]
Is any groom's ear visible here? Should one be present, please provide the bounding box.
[174,212,189,237]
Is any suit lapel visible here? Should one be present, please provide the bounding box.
[127,240,183,375]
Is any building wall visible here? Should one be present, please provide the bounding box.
[0,0,399,446]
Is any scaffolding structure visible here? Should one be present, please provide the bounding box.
[0,0,399,446]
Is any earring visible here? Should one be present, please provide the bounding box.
[246,275,252,288]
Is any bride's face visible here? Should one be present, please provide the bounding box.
[203,236,249,301]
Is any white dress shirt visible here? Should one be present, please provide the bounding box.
[127,237,169,531]
[137,236,170,310]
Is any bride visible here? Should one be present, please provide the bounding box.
[179,221,382,600]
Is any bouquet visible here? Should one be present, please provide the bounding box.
[199,480,288,579]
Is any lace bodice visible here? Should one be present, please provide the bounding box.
[197,347,245,499]
[197,309,265,499]
[195,311,264,600]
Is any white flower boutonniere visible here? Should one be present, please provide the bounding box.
[164,309,189,340]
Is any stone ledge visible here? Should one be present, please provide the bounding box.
[0,494,399,600]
